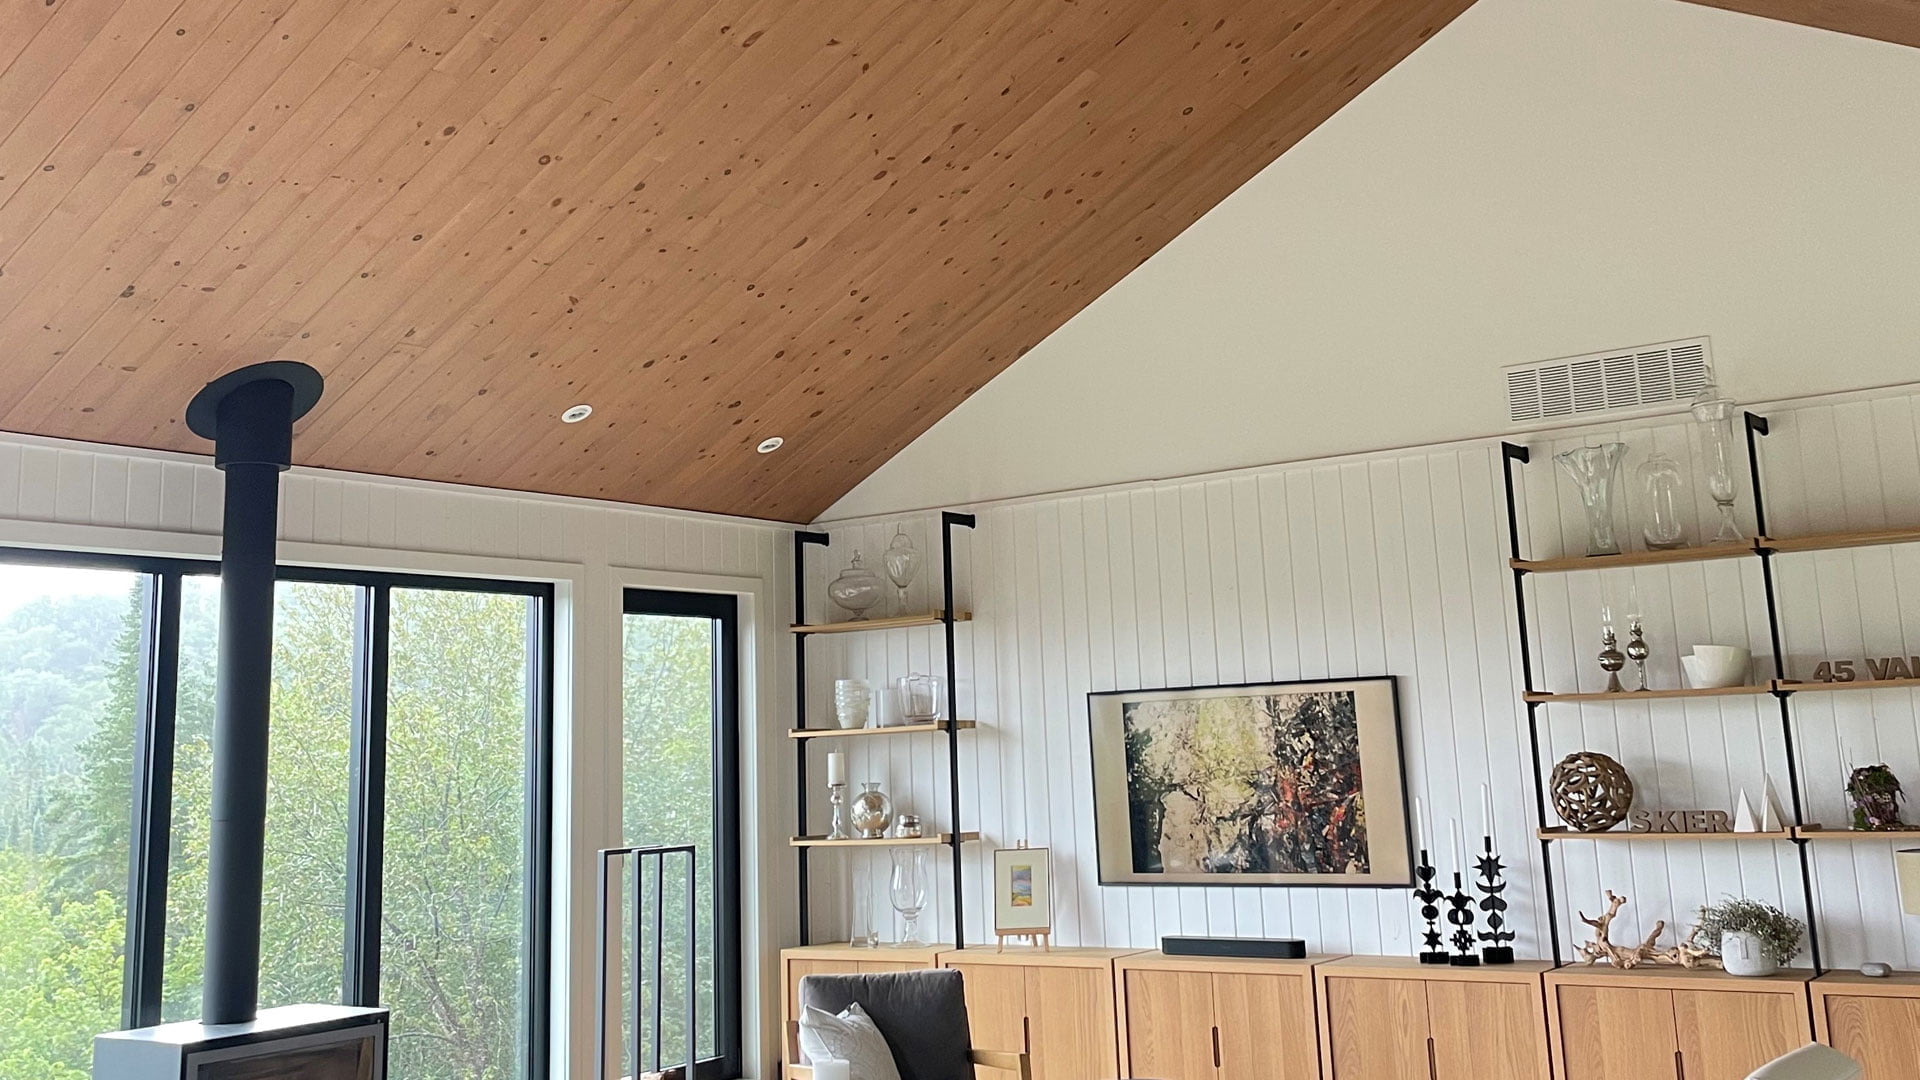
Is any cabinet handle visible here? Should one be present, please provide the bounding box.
[1022,1015,1031,1053]
[1674,1050,1685,1080]
[1211,1025,1222,1069]
[1427,1035,1437,1080]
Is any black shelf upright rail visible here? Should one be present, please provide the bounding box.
[1499,442,1564,965]
[941,511,977,949]
[1744,412,1826,975]
[793,529,831,946]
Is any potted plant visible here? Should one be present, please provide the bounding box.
[1695,899,1805,977]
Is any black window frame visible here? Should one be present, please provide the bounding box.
[621,587,744,1080]
[0,545,555,1078]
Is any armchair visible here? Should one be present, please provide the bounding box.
[787,969,1030,1080]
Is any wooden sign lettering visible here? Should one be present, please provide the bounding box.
[1812,657,1920,683]
[1626,809,1734,834]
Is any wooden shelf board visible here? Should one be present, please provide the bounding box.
[1761,527,1920,554]
[1778,677,1920,695]
[790,611,970,634]
[789,832,979,848]
[1525,684,1771,703]
[1547,964,1816,989]
[1794,825,1920,841]
[1511,544,1756,574]
[1538,828,1791,842]
[790,720,975,740]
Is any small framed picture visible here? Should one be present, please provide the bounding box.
[993,846,1052,935]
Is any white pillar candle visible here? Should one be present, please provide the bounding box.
[826,751,846,787]
[812,1060,851,1080]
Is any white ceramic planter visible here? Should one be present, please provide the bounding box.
[1720,930,1778,977]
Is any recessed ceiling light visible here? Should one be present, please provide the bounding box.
[756,436,784,454]
[561,404,592,424]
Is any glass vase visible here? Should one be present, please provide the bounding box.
[883,528,920,615]
[850,781,892,839]
[1691,375,1745,544]
[1636,452,1688,550]
[1554,443,1627,556]
[890,847,930,948]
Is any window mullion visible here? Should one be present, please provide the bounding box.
[123,571,183,1029]
[342,583,391,1007]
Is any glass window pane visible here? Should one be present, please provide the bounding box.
[164,579,354,1020]
[0,563,146,1077]
[621,612,718,1065]
[384,588,533,1080]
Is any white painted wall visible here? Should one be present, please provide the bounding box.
[0,432,796,1079]
[827,0,1920,521]
[814,383,1920,971]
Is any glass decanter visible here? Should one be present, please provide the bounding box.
[889,847,930,948]
[1554,443,1627,556]
[826,550,884,620]
[1690,372,1745,544]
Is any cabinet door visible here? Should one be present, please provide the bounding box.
[1026,965,1120,1080]
[1823,994,1920,1080]
[1122,968,1217,1080]
[948,963,1028,1059]
[1552,985,1678,1080]
[1427,980,1549,1080]
[1323,977,1431,1080]
[1673,990,1807,1080]
[1214,972,1316,1080]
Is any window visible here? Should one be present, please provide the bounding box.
[0,562,146,1079]
[0,551,552,1080]
[621,589,741,1080]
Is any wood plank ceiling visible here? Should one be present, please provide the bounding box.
[0,0,1477,521]
[1678,0,1920,51]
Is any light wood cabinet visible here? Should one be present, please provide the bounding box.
[1117,950,1324,1080]
[1811,971,1920,1080]
[780,943,945,1074]
[939,946,1140,1080]
[1316,956,1554,1080]
[1546,966,1814,1080]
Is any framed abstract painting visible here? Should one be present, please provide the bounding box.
[1088,677,1411,887]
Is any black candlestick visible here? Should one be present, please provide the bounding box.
[1413,848,1448,964]
[1475,836,1516,965]
[1446,871,1480,966]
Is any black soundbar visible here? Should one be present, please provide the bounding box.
[1161,935,1306,960]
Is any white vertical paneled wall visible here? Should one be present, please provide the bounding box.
[0,432,796,1079]
[816,384,1920,973]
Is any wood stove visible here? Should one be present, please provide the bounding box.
[96,363,388,1079]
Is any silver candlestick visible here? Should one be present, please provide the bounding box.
[1626,621,1650,692]
[827,783,852,841]
[1599,628,1626,694]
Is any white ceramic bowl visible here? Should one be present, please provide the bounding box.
[1684,645,1751,689]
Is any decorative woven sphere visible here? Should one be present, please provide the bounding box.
[1551,751,1634,832]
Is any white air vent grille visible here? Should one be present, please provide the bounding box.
[1504,338,1712,425]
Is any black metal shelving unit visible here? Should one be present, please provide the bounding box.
[1496,411,1920,975]
[793,511,978,947]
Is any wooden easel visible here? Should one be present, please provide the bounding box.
[995,929,1051,953]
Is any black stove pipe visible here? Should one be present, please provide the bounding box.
[185,361,323,1026]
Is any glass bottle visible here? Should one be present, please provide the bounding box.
[890,847,930,948]
[1690,373,1745,544]
[1637,452,1688,550]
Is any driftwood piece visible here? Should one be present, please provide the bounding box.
[1574,891,1666,969]
[1652,922,1723,970]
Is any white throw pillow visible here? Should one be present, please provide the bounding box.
[796,1001,902,1080]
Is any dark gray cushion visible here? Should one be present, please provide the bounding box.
[798,970,973,1080]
